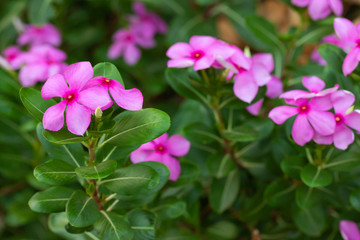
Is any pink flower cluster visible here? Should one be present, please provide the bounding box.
[1,23,67,86]
[269,76,360,149]
[108,2,167,65]
[166,35,282,105]
[291,0,342,20]
[130,133,190,181]
[41,61,143,135]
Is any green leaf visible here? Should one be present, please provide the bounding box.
[75,160,117,179]
[209,170,240,213]
[102,108,170,147]
[318,44,346,73]
[223,125,258,142]
[95,211,133,240]
[207,153,235,178]
[66,190,101,227]
[324,152,360,172]
[19,87,57,122]
[264,179,295,207]
[183,122,221,145]
[43,127,90,145]
[29,186,74,213]
[173,161,199,186]
[28,0,56,25]
[0,68,21,97]
[152,200,186,219]
[350,188,360,212]
[0,0,26,33]
[296,185,321,209]
[65,223,94,234]
[34,159,76,185]
[93,62,124,86]
[101,164,160,195]
[292,204,326,237]
[127,209,156,240]
[300,165,332,188]
[138,161,170,193]
[205,221,240,240]
[280,155,306,179]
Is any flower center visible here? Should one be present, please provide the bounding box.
[65,92,76,102]
[155,145,166,153]
[298,104,310,114]
[335,114,344,125]
[356,39,360,47]
[235,65,246,73]
[192,51,204,60]
[101,77,112,85]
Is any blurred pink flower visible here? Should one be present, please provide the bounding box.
[314,90,360,149]
[340,220,360,240]
[130,133,190,181]
[17,23,61,46]
[291,0,342,20]
[2,46,26,70]
[84,76,143,111]
[311,35,344,65]
[334,18,360,75]
[41,62,112,135]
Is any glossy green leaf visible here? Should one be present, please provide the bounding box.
[66,190,101,227]
[324,152,360,172]
[207,153,235,178]
[29,186,74,213]
[209,170,240,213]
[152,200,186,219]
[65,223,94,234]
[205,221,239,240]
[102,108,170,147]
[95,211,133,240]
[19,87,57,122]
[173,161,199,186]
[183,122,221,145]
[350,188,360,212]
[138,161,170,193]
[93,62,124,86]
[295,185,321,209]
[264,179,295,207]
[223,125,258,142]
[75,160,117,179]
[127,209,156,240]
[292,204,326,237]
[43,128,90,145]
[300,165,332,188]
[34,159,76,185]
[280,155,306,179]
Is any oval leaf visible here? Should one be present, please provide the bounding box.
[95,211,133,240]
[223,125,258,142]
[75,160,117,179]
[300,165,332,188]
[43,128,89,145]
[127,209,156,240]
[34,159,76,185]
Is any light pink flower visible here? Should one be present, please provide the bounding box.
[340,220,360,240]
[130,133,190,181]
[313,90,360,149]
[41,62,112,135]
[83,76,143,111]
[2,46,26,70]
[291,0,343,20]
[334,18,360,75]
[17,23,61,46]
[166,36,234,71]
[18,45,67,87]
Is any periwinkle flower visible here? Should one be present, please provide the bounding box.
[340,220,360,240]
[130,133,190,181]
[18,23,61,47]
[291,0,343,20]
[2,46,25,70]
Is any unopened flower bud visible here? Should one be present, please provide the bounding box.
[95,107,102,119]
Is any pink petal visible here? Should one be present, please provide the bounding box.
[233,72,259,103]
[146,152,163,162]
[167,58,194,68]
[230,48,251,70]
[251,63,272,86]
[124,44,141,65]
[210,41,235,60]
[302,76,325,93]
[19,64,48,87]
[193,55,214,71]
[334,125,354,150]
[109,82,143,111]
[82,76,104,90]
[189,36,216,50]
[334,18,358,42]
[141,142,156,151]
[329,0,343,16]
[77,86,112,111]
[63,61,93,90]
[280,90,310,100]
[246,99,263,116]
[43,100,67,132]
[309,95,332,111]
[313,132,333,145]
[308,0,331,20]
[307,110,335,135]
[345,110,360,132]
[153,133,168,145]
[340,220,360,240]
[108,42,125,59]
[343,47,360,76]
[166,42,192,58]
[266,76,283,98]
[269,106,298,124]
[132,2,147,16]
[292,114,314,146]
[167,135,190,157]
[331,90,355,114]
[130,148,150,163]
[252,53,274,72]
[291,0,310,7]
[41,73,68,100]
[66,102,91,135]
[162,155,181,181]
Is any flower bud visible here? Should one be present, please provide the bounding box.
[95,107,102,119]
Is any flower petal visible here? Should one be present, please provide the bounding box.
[331,90,355,114]
[334,18,358,42]
[64,61,93,90]
[313,132,333,145]
[167,135,190,157]
[246,99,263,116]
[334,125,354,150]
[269,106,298,124]
[189,36,216,50]
[124,44,141,65]
[66,102,91,135]
[109,82,143,111]
[292,114,314,146]
[43,100,67,132]
[41,73,68,100]
[77,85,112,111]
[251,63,272,86]
[309,95,332,111]
[252,53,274,72]
[329,0,343,16]
[153,133,168,145]
[167,58,194,68]
[130,148,151,163]
[308,0,331,20]
[345,110,360,132]
[291,0,310,7]
[233,72,259,103]
[343,47,360,76]
[193,55,214,71]
[340,220,360,240]
[302,76,325,93]
[266,76,283,98]
[162,154,181,181]
[146,152,163,162]
[166,42,192,58]
[280,90,310,100]
[19,64,48,87]
[108,42,125,59]
[307,110,335,135]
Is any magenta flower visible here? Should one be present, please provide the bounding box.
[108,28,154,65]
[334,18,360,75]
[291,0,342,20]
[17,23,61,46]
[83,76,143,111]
[340,220,360,240]
[130,133,190,181]
[313,90,360,149]
[2,46,26,70]
[18,45,67,87]
[166,36,234,71]
[41,62,112,135]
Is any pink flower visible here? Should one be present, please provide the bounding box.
[18,45,67,87]
[108,28,154,65]
[334,18,360,75]
[2,46,26,70]
[291,0,342,20]
[130,133,190,181]
[313,90,360,149]
[166,36,234,71]
[17,23,61,46]
[340,220,360,240]
[311,34,346,65]
[41,62,112,135]
[83,76,143,111]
